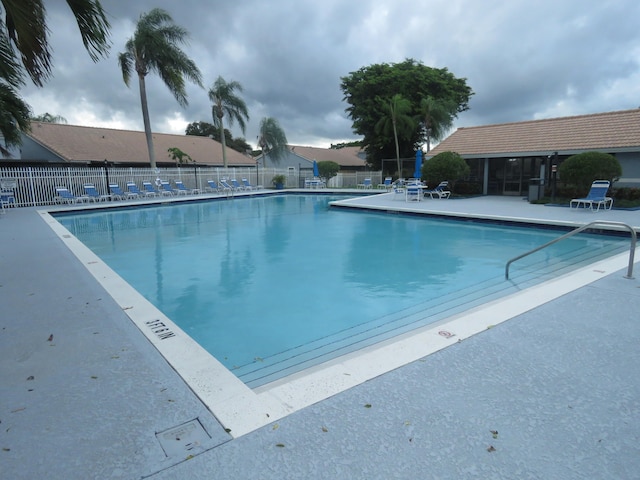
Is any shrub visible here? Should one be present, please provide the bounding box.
[317,161,340,183]
[422,151,470,191]
[557,151,621,193]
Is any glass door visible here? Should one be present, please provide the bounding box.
[503,158,522,195]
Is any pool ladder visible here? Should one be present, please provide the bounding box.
[505,221,637,280]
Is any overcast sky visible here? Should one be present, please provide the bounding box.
[20,0,640,149]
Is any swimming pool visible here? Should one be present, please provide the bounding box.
[54,194,628,388]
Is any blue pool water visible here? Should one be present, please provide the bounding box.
[55,195,628,387]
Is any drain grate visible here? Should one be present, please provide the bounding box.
[156,418,210,458]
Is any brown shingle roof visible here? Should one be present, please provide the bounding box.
[25,122,255,166]
[429,109,640,158]
[289,145,366,167]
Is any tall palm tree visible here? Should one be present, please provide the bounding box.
[418,96,456,152]
[258,117,288,165]
[0,0,110,153]
[375,94,414,176]
[208,76,249,168]
[118,8,203,169]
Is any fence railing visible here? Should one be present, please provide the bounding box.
[0,166,384,207]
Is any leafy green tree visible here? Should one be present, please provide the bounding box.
[208,76,249,168]
[418,96,456,152]
[185,120,250,154]
[185,121,216,137]
[375,94,414,176]
[258,117,288,164]
[0,0,110,154]
[558,151,622,193]
[422,150,470,192]
[31,112,67,123]
[317,161,340,184]
[341,58,473,168]
[167,147,193,165]
[119,8,203,169]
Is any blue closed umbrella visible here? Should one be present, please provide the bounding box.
[414,150,423,179]
[313,160,319,177]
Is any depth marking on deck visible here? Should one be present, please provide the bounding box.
[146,319,176,340]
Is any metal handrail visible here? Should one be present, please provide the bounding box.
[505,221,637,280]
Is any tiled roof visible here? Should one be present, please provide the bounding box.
[25,122,256,166]
[288,145,366,167]
[429,109,640,158]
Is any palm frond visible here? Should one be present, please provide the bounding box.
[3,0,51,86]
[65,0,111,62]
[0,82,32,153]
[259,117,288,163]
[0,27,24,88]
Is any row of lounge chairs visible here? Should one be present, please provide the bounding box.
[54,178,262,204]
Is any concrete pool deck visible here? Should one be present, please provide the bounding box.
[1,192,639,479]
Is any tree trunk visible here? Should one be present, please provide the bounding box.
[138,73,157,170]
[392,120,401,177]
[219,115,227,168]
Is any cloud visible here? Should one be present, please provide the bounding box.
[19,0,640,148]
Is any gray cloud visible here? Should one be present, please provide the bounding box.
[20,0,640,148]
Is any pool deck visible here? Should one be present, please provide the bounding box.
[1,191,639,479]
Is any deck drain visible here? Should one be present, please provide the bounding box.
[155,418,210,458]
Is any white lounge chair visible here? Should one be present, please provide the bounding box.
[570,180,613,211]
[424,181,451,199]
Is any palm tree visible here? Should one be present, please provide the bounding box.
[0,0,110,153]
[208,76,249,168]
[258,117,288,165]
[375,94,414,176]
[118,8,203,169]
[31,113,67,123]
[418,96,456,152]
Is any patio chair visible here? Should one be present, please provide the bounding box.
[142,182,160,197]
[127,182,151,198]
[405,185,422,202]
[230,179,246,191]
[392,186,405,200]
[83,184,109,202]
[55,187,78,204]
[109,184,138,200]
[206,180,221,193]
[358,178,373,189]
[570,180,613,211]
[242,178,260,190]
[424,181,451,199]
[159,181,176,196]
[220,179,236,192]
[174,180,199,195]
[378,177,393,190]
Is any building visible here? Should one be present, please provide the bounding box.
[428,109,640,195]
[260,144,368,173]
[9,122,256,167]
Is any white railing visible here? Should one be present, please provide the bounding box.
[0,166,384,207]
